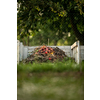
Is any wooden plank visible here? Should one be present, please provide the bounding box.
[27,46,71,51]
[73,48,75,58]
[75,53,77,62]
[80,46,84,61]
[70,49,73,57]
[80,54,84,61]
[80,46,84,50]
[77,41,80,64]
[49,46,71,49]
[66,52,71,57]
[27,46,71,50]
[71,41,80,64]
[80,49,84,55]
[23,47,28,59]
[71,41,78,50]
[17,40,20,64]
[19,42,23,61]
[27,49,71,52]
[28,46,41,49]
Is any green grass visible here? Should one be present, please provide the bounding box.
[17,60,84,100]
[17,72,84,100]
[17,60,84,73]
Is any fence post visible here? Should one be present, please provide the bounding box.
[22,44,24,60]
[77,41,80,64]
[17,40,20,64]
[23,46,28,59]
[71,40,80,64]
[19,42,23,61]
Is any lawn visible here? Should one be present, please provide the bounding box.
[17,60,84,100]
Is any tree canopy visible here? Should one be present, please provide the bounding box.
[17,0,84,45]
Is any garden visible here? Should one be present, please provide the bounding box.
[17,0,84,99]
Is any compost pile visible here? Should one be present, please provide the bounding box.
[24,45,68,63]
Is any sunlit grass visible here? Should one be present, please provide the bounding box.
[17,60,84,73]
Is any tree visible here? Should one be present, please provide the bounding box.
[17,0,84,44]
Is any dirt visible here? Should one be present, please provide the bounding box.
[27,71,84,78]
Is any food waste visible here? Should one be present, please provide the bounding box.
[23,45,74,63]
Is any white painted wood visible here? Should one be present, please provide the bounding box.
[23,47,28,59]
[71,41,81,64]
[77,41,80,64]
[71,42,78,50]
[70,49,73,57]
[19,42,23,61]
[72,46,77,62]
[80,46,84,49]
[80,46,84,61]
[17,40,20,64]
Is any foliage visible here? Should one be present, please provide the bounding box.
[18,20,77,46]
[17,0,84,44]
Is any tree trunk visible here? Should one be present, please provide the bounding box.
[27,36,29,46]
[70,12,84,45]
[23,37,26,46]
[54,40,57,46]
[24,41,26,46]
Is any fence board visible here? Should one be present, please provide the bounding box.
[71,41,80,64]
[71,42,78,50]
[77,41,80,64]
[23,47,28,59]
[19,42,23,61]
[17,40,20,64]
[80,46,84,61]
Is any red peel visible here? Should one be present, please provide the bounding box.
[49,58,51,60]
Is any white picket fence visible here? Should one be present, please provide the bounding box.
[17,40,84,64]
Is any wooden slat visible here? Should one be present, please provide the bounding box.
[17,40,20,64]
[71,41,78,50]
[23,47,28,59]
[80,46,84,49]
[71,41,80,64]
[80,46,84,61]
[19,42,23,61]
